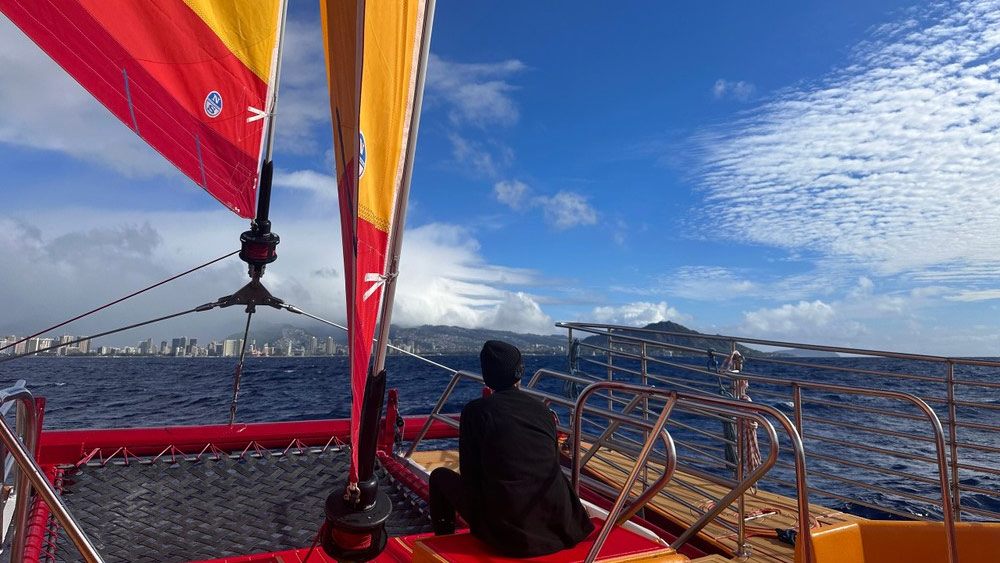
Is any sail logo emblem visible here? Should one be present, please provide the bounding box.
[358,131,367,178]
[204,91,223,118]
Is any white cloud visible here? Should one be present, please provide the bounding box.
[712,79,756,101]
[427,55,527,127]
[394,223,554,334]
[535,191,598,230]
[450,133,510,178]
[273,169,338,201]
[730,277,957,350]
[0,18,173,178]
[695,0,1000,290]
[945,289,1000,302]
[741,300,836,335]
[494,180,529,209]
[0,212,559,343]
[589,301,691,327]
[270,17,334,154]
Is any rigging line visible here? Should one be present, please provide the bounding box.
[0,250,240,354]
[228,311,255,426]
[280,304,457,374]
[0,306,209,365]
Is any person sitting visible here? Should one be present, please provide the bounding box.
[429,340,595,557]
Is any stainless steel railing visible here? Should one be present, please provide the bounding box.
[403,370,686,561]
[559,322,997,520]
[403,369,810,561]
[0,381,104,563]
[556,322,973,562]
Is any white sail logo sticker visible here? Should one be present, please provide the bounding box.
[204,91,223,118]
[358,131,367,178]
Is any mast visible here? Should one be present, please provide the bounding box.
[371,0,437,375]
[240,0,289,278]
[253,0,290,236]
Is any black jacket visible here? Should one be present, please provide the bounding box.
[459,388,594,557]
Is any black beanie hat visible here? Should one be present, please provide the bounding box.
[480,340,523,391]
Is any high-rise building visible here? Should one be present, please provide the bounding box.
[309,337,318,356]
[326,337,335,355]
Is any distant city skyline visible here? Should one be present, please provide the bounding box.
[0,333,349,358]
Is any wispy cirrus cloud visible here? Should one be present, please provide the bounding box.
[712,79,756,101]
[695,0,1000,288]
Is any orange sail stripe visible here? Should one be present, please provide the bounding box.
[181,0,280,82]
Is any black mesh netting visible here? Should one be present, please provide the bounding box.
[49,448,431,562]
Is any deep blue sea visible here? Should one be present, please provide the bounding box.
[1,354,997,522]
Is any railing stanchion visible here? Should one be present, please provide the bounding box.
[946,361,960,522]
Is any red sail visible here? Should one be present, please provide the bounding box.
[0,0,283,218]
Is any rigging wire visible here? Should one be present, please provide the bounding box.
[281,304,457,374]
[228,310,255,425]
[0,250,239,354]
[0,305,213,365]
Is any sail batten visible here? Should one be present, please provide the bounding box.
[0,0,282,219]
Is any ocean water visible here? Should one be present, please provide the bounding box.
[1,354,996,522]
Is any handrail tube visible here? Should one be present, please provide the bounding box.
[406,369,669,459]
[577,395,646,468]
[800,414,939,443]
[950,378,1000,389]
[959,506,1000,520]
[804,450,942,486]
[802,397,937,422]
[804,467,955,508]
[577,380,812,560]
[584,394,678,563]
[671,440,737,471]
[789,381,956,563]
[1,382,37,563]
[0,416,103,562]
[761,474,944,521]
[752,356,948,382]
[959,482,1000,497]
[569,381,793,559]
[955,462,1000,476]
[403,369,469,458]
[951,399,1000,412]
[801,432,943,464]
[951,421,1000,434]
[668,408,781,552]
[946,362,960,522]
[558,321,981,364]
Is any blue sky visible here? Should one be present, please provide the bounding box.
[3,1,1000,355]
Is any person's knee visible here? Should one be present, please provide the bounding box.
[430,467,454,489]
